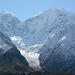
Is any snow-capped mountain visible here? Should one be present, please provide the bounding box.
[0,8,75,72]
[38,9,75,72]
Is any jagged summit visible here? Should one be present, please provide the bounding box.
[31,8,74,19]
[0,10,20,24]
[1,10,15,16]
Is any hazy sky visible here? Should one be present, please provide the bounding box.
[0,0,75,21]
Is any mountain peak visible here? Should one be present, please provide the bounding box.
[1,10,15,17]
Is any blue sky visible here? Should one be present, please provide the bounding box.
[0,0,75,21]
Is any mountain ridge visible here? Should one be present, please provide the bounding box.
[0,8,75,72]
